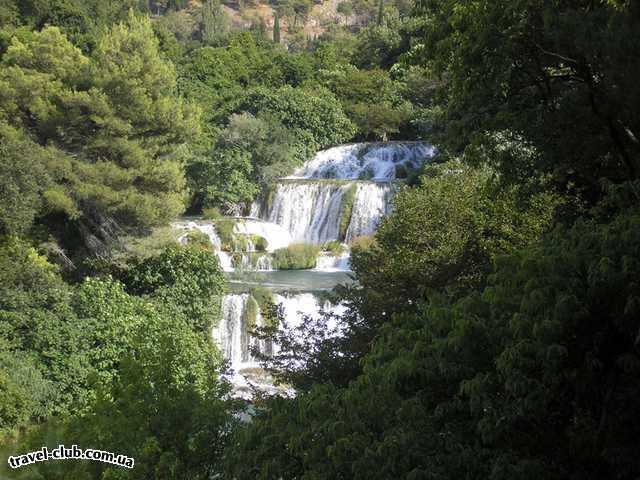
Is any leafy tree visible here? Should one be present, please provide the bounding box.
[0,238,89,420]
[227,195,640,480]
[412,0,640,202]
[236,85,356,152]
[258,161,558,390]
[123,245,227,333]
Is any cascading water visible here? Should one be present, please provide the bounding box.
[288,142,436,180]
[214,292,345,398]
[263,182,351,243]
[175,142,434,396]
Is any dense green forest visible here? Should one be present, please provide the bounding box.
[1,0,639,479]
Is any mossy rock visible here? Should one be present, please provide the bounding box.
[339,184,357,240]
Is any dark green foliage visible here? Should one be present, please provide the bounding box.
[412,0,640,202]
[272,243,320,270]
[225,202,640,480]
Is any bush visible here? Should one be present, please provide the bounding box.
[185,230,213,251]
[214,219,236,251]
[272,243,320,270]
[323,240,346,256]
[348,235,375,251]
[203,207,223,220]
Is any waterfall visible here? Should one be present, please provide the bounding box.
[264,182,348,243]
[345,183,392,241]
[289,142,436,180]
[214,293,345,375]
[262,181,391,244]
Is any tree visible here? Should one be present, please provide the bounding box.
[200,0,229,45]
[257,160,559,390]
[0,15,199,233]
[273,10,280,44]
[226,195,640,480]
[412,0,640,203]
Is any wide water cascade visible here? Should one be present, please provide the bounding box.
[174,142,434,396]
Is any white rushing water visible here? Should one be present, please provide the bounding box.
[233,218,292,252]
[260,181,392,244]
[213,292,345,398]
[289,142,436,180]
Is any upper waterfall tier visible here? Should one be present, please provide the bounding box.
[288,142,436,180]
[258,181,392,244]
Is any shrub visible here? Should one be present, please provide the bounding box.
[185,230,213,251]
[214,219,236,251]
[203,207,223,220]
[272,243,320,270]
[323,240,346,256]
[349,235,375,251]
[251,235,268,252]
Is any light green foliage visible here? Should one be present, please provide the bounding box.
[273,243,320,270]
[0,16,197,229]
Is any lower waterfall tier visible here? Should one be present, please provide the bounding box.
[213,291,345,398]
